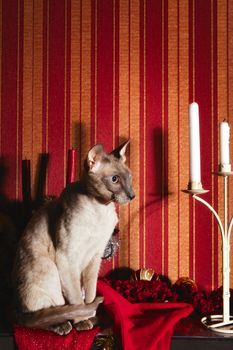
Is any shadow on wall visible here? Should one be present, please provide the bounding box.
[72,121,90,180]
[0,157,25,233]
[0,154,52,320]
[153,127,169,198]
[0,157,23,318]
[120,127,171,234]
[0,154,51,231]
[146,127,170,206]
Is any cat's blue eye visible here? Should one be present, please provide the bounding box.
[111,175,119,183]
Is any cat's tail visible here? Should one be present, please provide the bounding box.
[15,296,104,329]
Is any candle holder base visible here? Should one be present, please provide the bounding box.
[182,189,209,195]
[201,315,233,334]
[213,171,233,177]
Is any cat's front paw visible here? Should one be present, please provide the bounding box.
[74,319,94,331]
[48,321,72,335]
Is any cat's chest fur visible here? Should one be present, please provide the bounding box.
[57,195,118,267]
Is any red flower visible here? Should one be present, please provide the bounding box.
[102,270,232,317]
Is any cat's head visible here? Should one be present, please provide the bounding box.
[84,140,135,204]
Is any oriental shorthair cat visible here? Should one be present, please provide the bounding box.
[12,140,135,335]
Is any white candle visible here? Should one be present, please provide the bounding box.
[189,102,201,184]
[220,121,230,166]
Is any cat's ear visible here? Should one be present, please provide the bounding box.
[111,139,130,163]
[87,144,105,172]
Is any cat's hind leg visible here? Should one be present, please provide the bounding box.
[82,255,102,304]
[19,260,73,335]
[73,296,104,331]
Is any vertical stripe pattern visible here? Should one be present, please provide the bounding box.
[0,0,233,289]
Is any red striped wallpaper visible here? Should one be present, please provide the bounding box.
[0,0,233,290]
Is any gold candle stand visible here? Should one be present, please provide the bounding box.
[182,170,233,333]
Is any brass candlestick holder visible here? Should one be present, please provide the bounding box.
[182,168,233,333]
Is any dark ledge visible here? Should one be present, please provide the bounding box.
[171,316,233,350]
[1,315,233,350]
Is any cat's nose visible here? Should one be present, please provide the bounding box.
[128,192,135,200]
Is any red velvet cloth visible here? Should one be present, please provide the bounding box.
[14,280,193,350]
[97,280,193,350]
[14,325,99,350]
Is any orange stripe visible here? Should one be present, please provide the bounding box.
[217,0,227,287]
[211,0,215,289]
[70,0,81,177]
[179,0,189,277]
[81,0,91,162]
[112,0,116,271]
[119,0,130,267]
[129,0,140,270]
[227,0,233,287]
[161,0,165,274]
[168,0,178,282]
[32,0,43,196]
[63,0,68,187]
[23,0,33,159]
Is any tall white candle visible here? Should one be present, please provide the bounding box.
[220,121,230,166]
[189,102,201,184]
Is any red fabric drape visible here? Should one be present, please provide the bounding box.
[14,325,99,350]
[97,280,193,350]
[14,280,193,350]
